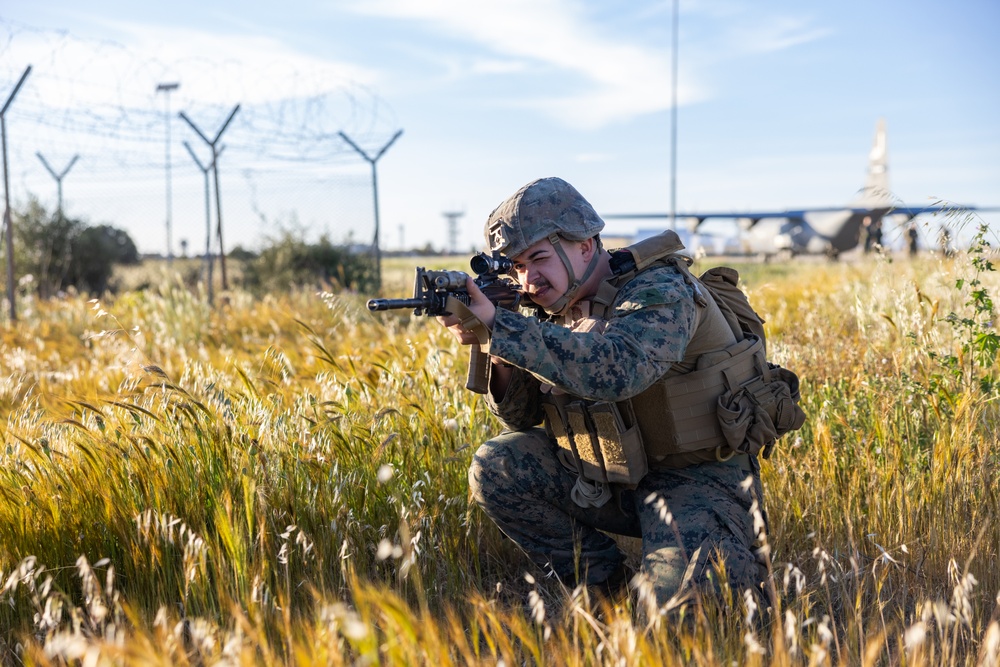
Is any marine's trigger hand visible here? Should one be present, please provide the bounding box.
[436,277,495,345]
[464,277,497,330]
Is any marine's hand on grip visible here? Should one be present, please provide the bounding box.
[438,276,496,345]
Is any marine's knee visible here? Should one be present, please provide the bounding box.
[468,430,551,507]
[641,538,764,610]
[640,546,688,606]
[468,440,510,505]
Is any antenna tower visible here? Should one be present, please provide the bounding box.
[442,210,464,254]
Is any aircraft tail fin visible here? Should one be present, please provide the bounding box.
[854,118,892,206]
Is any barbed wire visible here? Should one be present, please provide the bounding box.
[1,20,400,172]
[0,20,400,252]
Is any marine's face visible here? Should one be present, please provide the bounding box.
[510,236,592,310]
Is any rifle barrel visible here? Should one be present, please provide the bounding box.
[367,297,429,312]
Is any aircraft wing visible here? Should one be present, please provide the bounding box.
[604,208,850,228]
[604,203,998,228]
[601,121,998,256]
[866,204,1000,219]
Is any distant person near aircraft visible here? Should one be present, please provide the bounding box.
[603,119,998,260]
[907,224,919,257]
[863,216,884,254]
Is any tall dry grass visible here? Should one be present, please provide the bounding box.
[2,219,999,665]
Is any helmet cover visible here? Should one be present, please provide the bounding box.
[485,177,605,258]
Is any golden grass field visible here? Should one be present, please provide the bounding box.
[2,224,1000,665]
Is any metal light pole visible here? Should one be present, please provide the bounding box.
[2,65,32,323]
[338,129,403,293]
[669,0,679,231]
[157,82,180,264]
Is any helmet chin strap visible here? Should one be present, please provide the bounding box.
[543,233,602,316]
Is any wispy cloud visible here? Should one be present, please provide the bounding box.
[348,0,685,129]
[737,16,832,54]
[3,22,380,109]
[680,3,831,62]
[114,22,381,104]
[574,152,613,163]
[347,0,827,130]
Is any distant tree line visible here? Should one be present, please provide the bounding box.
[5,196,140,297]
[236,229,377,294]
[3,198,378,299]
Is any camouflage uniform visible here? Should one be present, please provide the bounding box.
[468,178,768,607]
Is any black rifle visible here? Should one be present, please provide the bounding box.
[367,252,524,393]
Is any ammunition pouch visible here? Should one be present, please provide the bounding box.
[542,395,648,486]
[544,335,806,489]
[716,358,806,460]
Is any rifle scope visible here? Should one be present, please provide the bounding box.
[470,252,513,276]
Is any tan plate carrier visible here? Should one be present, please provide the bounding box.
[542,231,806,487]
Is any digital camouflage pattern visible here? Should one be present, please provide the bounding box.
[488,264,697,406]
[469,429,767,606]
[472,261,769,606]
[485,177,606,258]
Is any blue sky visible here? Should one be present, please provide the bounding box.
[1,0,998,255]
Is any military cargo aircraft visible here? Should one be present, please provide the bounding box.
[606,119,997,259]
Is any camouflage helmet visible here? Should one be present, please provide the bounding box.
[485,177,605,258]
